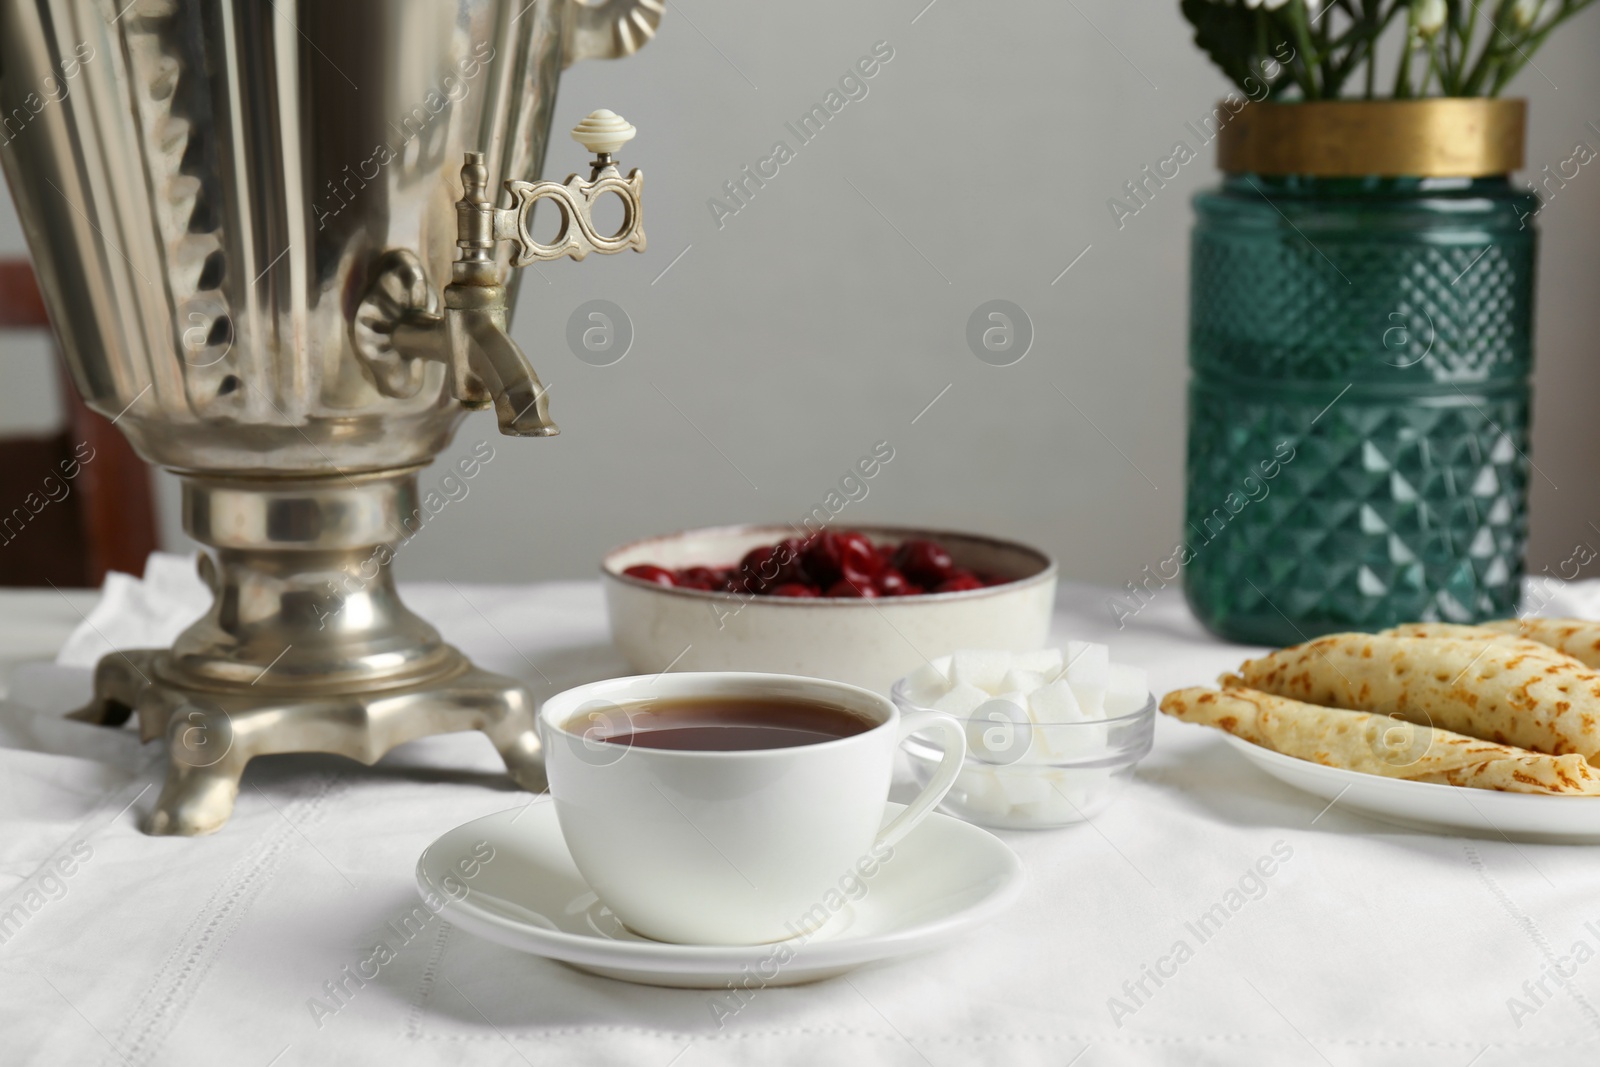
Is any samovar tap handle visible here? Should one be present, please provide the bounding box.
[352,111,645,438]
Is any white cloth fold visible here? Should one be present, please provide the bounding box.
[2,569,1599,1065]
[53,551,210,669]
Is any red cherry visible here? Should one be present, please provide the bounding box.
[983,573,1012,587]
[892,539,955,586]
[772,537,812,584]
[875,568,915,596]
[835,531,882,585]
[739,545,782,593]
[935,574,985,593]
[768,582,820,598]
[674,566,720,590]
[623,564,677,587]
[739,545,775,571]
[826,578,879,598]
[802,533,844,586]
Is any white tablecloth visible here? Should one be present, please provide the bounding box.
[4,571,1600,1067]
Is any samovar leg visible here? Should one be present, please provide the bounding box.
[67,649,161,726]
[469,670,548,794]
[73,654,547,836]
[146,757,246,837]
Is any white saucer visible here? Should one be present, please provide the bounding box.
[416,801,1024,988]
[1223,735,1600,841]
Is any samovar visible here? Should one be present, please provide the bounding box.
[0,0,660,834]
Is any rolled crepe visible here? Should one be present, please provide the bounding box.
[1485,618,1600,669]
[1161,686,1600,795]
[1232,633,1600,762]
[1381,620,1600,670]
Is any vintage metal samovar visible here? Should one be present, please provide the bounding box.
[0,0,660,834]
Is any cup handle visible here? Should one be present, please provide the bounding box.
[874,709,968,850]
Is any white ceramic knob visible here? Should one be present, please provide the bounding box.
[571,109,636,155]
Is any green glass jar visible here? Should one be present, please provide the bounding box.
[1184,174,1538,645]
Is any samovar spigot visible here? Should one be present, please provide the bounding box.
[353,110,646,438]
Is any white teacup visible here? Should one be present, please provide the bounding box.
[538,672,967,945]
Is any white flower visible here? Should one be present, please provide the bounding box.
[1513,0,1544,28]
[1206,0,1324,12]
[1415,0,1446,36]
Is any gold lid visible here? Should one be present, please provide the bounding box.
[1216,99,1525,177]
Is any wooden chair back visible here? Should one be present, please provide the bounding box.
[0,260,158,586]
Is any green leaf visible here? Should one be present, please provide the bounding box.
[1181,0,1261,90]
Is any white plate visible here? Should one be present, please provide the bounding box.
[416,801,1025,988]
[1223,734,1600,841]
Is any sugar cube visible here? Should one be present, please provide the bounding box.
[1069,683,1106,718]
[1017,730,1059,764]
[993,764,1051,806]
[949,650,1013,694]
[953,764,1011,817]
[1000,668,1046,696]
[966,694,1032,763]
[1009,648,1064,676]
[1065,643,1110,718]
[902,660,953,706]
[932,682,990,718]
[1013,771,1109,824]
[1063,641,1110,684]
[1027,678,1084,723]
[1053,722,1111,761]
[1022,680,1080,760]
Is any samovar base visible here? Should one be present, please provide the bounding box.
[72,649,543,836]
[65,468,545,835]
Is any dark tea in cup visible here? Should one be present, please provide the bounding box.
[566,695,873,751]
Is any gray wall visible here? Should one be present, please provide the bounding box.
[2,1,1598,595]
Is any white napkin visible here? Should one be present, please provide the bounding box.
[54,551,211,669]
[1527,577,1600,621]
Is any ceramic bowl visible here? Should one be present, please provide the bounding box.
[601,524,1057,693]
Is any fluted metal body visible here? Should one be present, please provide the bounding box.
[0,0,660,834]
[1,0,657,469]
